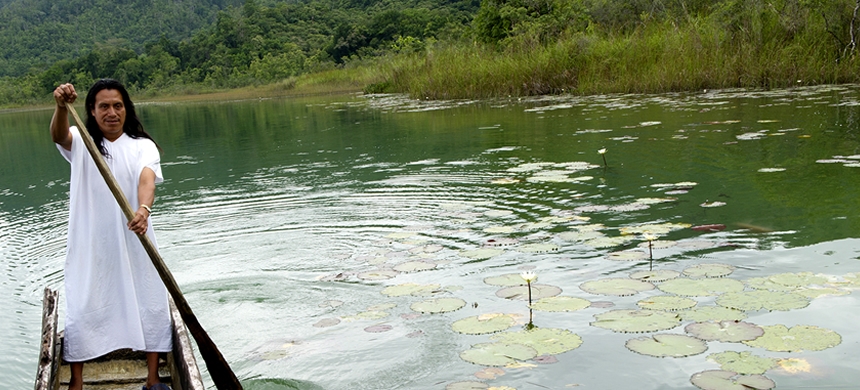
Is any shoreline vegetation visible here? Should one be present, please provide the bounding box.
[2,0,860,109]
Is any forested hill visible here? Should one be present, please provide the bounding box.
[0,0,250,77]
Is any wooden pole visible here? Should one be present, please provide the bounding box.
[66,104,243,390]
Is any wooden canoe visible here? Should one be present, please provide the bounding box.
[35,288,205,390]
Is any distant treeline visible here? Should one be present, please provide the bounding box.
[1,0,859,105]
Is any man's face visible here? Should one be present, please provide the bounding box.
[91,89,126,141]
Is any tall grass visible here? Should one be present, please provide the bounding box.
[381,14,860,99]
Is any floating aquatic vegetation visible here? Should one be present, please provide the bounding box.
[637,295,696,311]
[341,310,389,321]
[633,197,678,205]
[381,283,442,297]
[630,270,681,283]
[679,306,747,322]
[490,328,583,355]
[411,297,467,314]
[579,278,655,296]
[506,162,555,173]
[716,290,809,311]
[496,284,562,301]
[313,318,341,328]
[461,248,505,259]
[529,296,591,312]
[447,381,489,390]
[707,351,778,375]
[356,270,399,281]
[685,321,764,342]
[452,314,518,335]
[584,235,636,248]
[766,272,829,288]
[460,342,538,366]
[795,286,849,298]
[606,250,649,261]
[484,238,519,247]
[484,273,529,287]
[591,309,681,333]
[367,303,397,311]
[393,260,437,273]
[319,300,344,308]
[637,239,676,250]
[776,358,811,374]
[700,201,727,208]
[516,243,560,253]
[365,324,393,333]
[690,370,775,390]
[609,202,651,212]
[409,244,444,254]
[620,222,691,235]
[474,367,505,380]
[483,225,516,234]
[558,230,605,242]
[658,278,745,296]
[626,333,707,358]
[743,325,842,352]
[683,264,735,278]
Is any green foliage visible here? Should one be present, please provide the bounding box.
[2,0,860,106]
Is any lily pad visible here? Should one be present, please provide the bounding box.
[685,321,764,342]
[625,333,707,358]
[630,270,681,283]
[580,278,655,296]
[591,309,681,333]
[767,272,829,287]
[637,239,676,249]
[637,295,697,311]
[620,222,691,235]
[606,250,649,261]
[484,273,528,287]
[683,264,734,278]
[679,306,747,322]
[517,243,560,253]
[716,290,810,311]
[557,230,604,242]
[743,324,842,352]
[459,342,538,366]
[795,286,849,298]
[707,351,778,375]
[411,297,467,314]
[446,381,489,390]
[392,261,437,273]
[341,310,389,321]
[658,278,745,296]
[490,328,583,355]
[460,248,505,259]
[690,370,775,390]
[312,318,341,328]
[381,283,442,297]
[496,284,562,300]
[584,235,636,248]
[452,313,517,335]
[356,270,399,281]
[484,238,519,247]
[529,296,591,312]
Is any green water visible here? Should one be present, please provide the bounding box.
[2,86,859,389]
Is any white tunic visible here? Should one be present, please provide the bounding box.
[58,126,172,362]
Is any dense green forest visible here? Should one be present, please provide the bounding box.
[1,0,859,106]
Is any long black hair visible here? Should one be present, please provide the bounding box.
[84,78,159,156]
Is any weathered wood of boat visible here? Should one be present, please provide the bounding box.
[35,288,205,390]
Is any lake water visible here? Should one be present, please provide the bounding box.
[2,86,860,390]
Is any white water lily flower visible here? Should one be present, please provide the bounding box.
[643,233,658,241]
[598,148,607,154]
[520,271,538,283]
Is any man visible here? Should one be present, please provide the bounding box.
[51,79,172,390]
